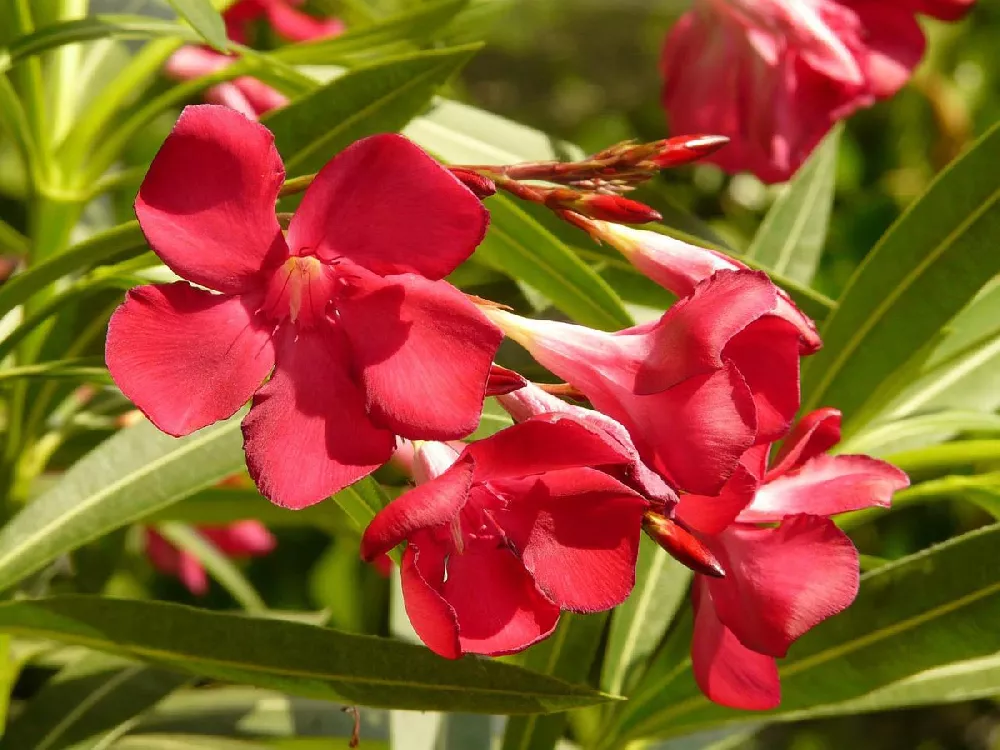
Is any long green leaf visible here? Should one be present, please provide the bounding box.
[0,357,109,385]
[0,596,612,714]
[477,195,633,330]
[0,217,27,253]
[745,125,840,285]
[801,121,1000,433]
[501,612,609,750]
[0,653,190,750]
[164,0,227,50]
[265,45,480,175]
[840,411,1000,455]
[272,0,468,64]
[0,418,247,593]
[615,521,1000,740]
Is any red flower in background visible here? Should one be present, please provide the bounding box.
[485,267,814,496]
[660,0,975,182]
[361,418,650,658]
[145,521,275,595]
[106,105,501,509]
[670,408,909,709]
[223,0,345,45]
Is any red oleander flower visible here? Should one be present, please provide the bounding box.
[164,46,289,119]
[145,521,276,595]
[660,0,975,182]
[223,0,345,44]
[485,268,809,496]
[106,105,501,509]
[670,408,909,709]
[360,417,650,658]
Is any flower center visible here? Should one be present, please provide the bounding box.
[260,255,339,328]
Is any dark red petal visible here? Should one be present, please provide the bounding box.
[485,364,528,396]
[106,283,275,437]
[691,578,780,710]
[360,455,474,561]
[769,407,842,477]
[135,105,287,294]
[465,415,634,482]
[287,134,488,280]
[676,462,759,535]
[337,271,502,440]
[242,325,396,509]
[723,316,803,444]
[708,516,860,658]
[442,544,560,656]
[740,454,908,523]
[498,468,647,611]
[635,270,777,394]
[401,540,461,659]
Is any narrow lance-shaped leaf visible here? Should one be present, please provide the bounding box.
[165,0,228,50]
[0,596,613,715]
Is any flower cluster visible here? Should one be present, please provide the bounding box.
[106,104,907,710]
[660,0,975,182]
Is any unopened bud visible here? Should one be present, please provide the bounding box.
[485,364,527,396]
[413,441,461,485]
[450,168,497,199]
[651,135,729,168]
[556,193,661,224]
[642,511,724,578]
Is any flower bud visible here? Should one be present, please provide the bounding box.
[449,168,497,199]
[643,510,725,578]
[545,190,661,224]
[650,135,730,168]
[485,363,528,396]
[413,440,461,485]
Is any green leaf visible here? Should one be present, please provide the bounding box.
[746,125,840,285]
[272,0,468,65]
[114,736,271,750]
[148,488,346,533]
[0,221,146,322]
[601,537,691,697]
[477,195,633,330]
[883,439,1000,483]
[800,121,1000,434]
[0,17,199,73]
[329,477,399,563]
[164,0,228,50]
[615,521,1000,740]
[0,217,27,253]
[0,357,109,385]
[0,596,612,714]
[840,411,1000,456]
[265,46,481,176]
[153,524,267,613]
[0,652,190,750]
[0,418,247,593]
[501,612,610,750]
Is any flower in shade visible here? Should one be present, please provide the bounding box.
[145,521,275,595]
[223,0,345,45]
[663,408,909,709]
[360,417,650,658]
[483,267,809,496]
[106,105,501,509]
[660,0,975,182]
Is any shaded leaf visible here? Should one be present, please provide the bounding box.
[164,0,227,50]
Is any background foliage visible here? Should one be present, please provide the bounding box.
[0,0,998,748]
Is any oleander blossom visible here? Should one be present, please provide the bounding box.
[674,408,909,709]
[145,521,276,595]
[106,105,501,509]
[361,417,651,658]
[223,0,345,45]
[660,0,976,182]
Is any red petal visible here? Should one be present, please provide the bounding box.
[635,270,777,394]
[178,553,210,596]
[106,283,275,436]
[691,578,780,710]
[847,1,926,99]
[465,415,634,482]
[498,468,647,611]
[442,544,560,656]
[402,540,461,659]
[770,407,842,476]
[242,326,395,509]
[708,516,860,658]
[360,456,474,561]
[287,134,488,280]
[264,0,345,41]
[676,462,759,535]
[337,271,502,439]
[723,316,803,444]
[135,105,287,294]
[201,521,276,557]
[741,454,908,523]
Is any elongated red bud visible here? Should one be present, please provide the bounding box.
[450,167,497,199]
[485,364,528,396]
[652,135,729,168]
[642,510,725,578]
[571,194,662,224]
